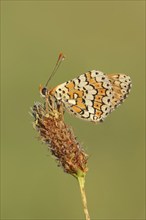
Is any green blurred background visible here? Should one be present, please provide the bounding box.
[1,1,145,220]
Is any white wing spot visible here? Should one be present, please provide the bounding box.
[68,99,76,105]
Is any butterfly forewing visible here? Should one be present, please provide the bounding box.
[50,70,132,122]
[107,74,132,108]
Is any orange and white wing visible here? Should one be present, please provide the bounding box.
[107,73,132,108]
[51,70,132,122]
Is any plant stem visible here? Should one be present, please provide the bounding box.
[77,175,90,220]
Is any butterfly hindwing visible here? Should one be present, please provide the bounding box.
[51,70,132,122]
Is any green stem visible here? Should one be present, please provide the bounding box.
[77,175,90,220]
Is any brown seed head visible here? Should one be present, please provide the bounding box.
[32,103,88,177]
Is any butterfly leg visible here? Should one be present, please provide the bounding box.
[45,94,53,113]
[57,103,64,120]
[44,94,49,113]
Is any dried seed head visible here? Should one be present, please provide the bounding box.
[32,102,88,177]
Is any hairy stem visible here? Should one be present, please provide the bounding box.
[77,175,90,220]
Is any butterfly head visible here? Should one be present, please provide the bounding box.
[39,84,48,98]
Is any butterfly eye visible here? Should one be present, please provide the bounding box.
[41,87,47,96]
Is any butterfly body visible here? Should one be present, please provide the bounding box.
[41,70,132,122]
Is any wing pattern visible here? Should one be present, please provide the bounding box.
[50,70,132,122]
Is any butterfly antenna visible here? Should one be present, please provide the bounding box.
[45,52,65,87]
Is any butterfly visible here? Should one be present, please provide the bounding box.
[39,53,132,122]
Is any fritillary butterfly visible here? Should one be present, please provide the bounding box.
[40,53,132,122]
